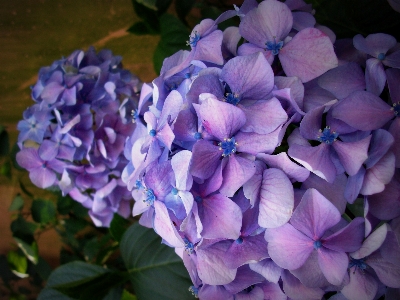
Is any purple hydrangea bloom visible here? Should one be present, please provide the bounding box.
[17,47,141,227]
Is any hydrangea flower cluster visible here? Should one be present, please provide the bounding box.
[16,47,141,227]
[122,0,400,299]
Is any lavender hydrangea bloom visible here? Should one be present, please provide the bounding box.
[17,47,141,227]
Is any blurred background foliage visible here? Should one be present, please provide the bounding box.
[0,0,399,299]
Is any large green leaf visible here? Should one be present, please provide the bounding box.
[120,222,193,300]
[38,261,127,300]
[307,0,400,40]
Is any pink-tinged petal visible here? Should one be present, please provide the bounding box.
[30,167,57,189]
[351,224,388,259]
[192,30,224,65]
[332,135,371,176]
[224,265,265,294]
[380,231,400,266]
[239,0,293,47]
[258,168,294,228]
[299,105,324,140]
[323,217,365,253]
[38,140,58,161]
[198,285,234,300]
[234,286,264,300]
[315,24,336,44]
[387,68,400,103]
[153,201,184,248]
[331,90,393,131]
[196,241,237,285]
[237,43,275,64]
[16,148,43,170]
[171,150,193,191]
[281,269,325,300]
[200,193,242,240]
[190,140,221,179]
[239,98,287,134]
[258,152,310,182]
[158,90,183,128]
[259,282,287,300]
[273,76,305,114]
[317,247,348,285]
[280,28,338,82]
[223,26,241,56]
[353,33,397,57]
[317,62,366,99]
[341,268,379,300]
[291,188,341,239]
[199,96,246,140]
[368,177,400,220]
[243,160,265,207]
[290,250,330,288]
[221,52,274,101]
[366,129,395,168]
[288,143,337,183]
[236,128,281,155]
[40,81,64,104]
[249,259,282,283]
[365,58,386,96]
[367,251,400,288]
[345,168,366,204]
[220,155,256,197]
[361,152,395,195]
[265,223,313,270]
[303,173,348,213]
[224,234,269,269]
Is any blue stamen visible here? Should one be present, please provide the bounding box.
[317,126,339,144]
[266,39,284,55]
[144,188,156,206]
[187,31,201,48]
[188,285,200,298]
[225,92,241,105]
[236,237,244,244]
[194,195,203,203]
[135,180,143,190]
[194,132,202,140]
[313,240,322,249]
[131,109,139,123]
[171,187,178,195]
[391,102,400,116]
[149,129,156,137]
[349,256,367,270]
[183,237,194,254]
[218,137,238,157]
[377,53,386,60]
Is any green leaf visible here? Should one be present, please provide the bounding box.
[34,257,53,281]
[11,215,38,242]
[121,290,137,300]
[120,223,193,300]
[306,0,400,40]
[109,214,130,243]
[131,1,160,34]
[0,254,14,282]
[136,0,157,10]
[153,14,190,73]
[13,237,39,264]
[19,180,34,198]
[128,21,157,35]
[347,198,364,218]
[38,261,128,300]
[0,125,10,156]
[31,199,56,224]
[0,160,12,178]
[103,285,123,300]
[7,250,28,278]
[57,194,74,215]
[9,194,24,211]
